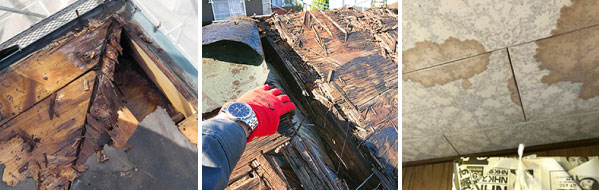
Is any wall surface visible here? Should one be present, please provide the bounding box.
[202,0,214,24]
[245,0,264,16]
[403,0,599,162]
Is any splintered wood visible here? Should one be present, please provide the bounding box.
[0,72,96,189]
[0,18,108,127]
[281,137,344,190]
[77,15,143,166]
[0,14,157,190]
[227,132,291,188]
[263,8,398,189]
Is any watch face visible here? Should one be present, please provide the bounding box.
[227,102,251,118]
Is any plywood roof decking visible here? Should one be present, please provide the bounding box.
[0,16,117,189]
[263,7,398,189]
[0,72,96,189]
[0,19,108,127]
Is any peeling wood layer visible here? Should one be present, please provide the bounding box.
[227,124,292,186]
[77,16,127,166]
[122,23,198,118]
[281,136,346,190]
[0,72,96,189]
[0,20,108,127]
[260,7,398,189]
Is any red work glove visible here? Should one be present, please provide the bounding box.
[237,84,296,142]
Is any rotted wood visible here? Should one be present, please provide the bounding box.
[0,72,97,189]
[260,8,398,189]
[309,11,333,37]
[227,133,291,186]
[273,16,296,46]
[281,136,341,190]
[0,19,109,127]
[319,10,348,41]
[252,154,289,190]
[113,56,183,123]
[311,25,328,56]
[77,16,130,166]
[122,23,197,118]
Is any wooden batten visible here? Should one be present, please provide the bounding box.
[177,113,198,145]
[124,38,196,118]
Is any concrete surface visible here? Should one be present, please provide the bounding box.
[71,107,198,190]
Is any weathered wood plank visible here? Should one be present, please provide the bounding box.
[255,154,288,190]
[261,8,398,189]
[309,11,333,37]
[0,21,110,126]
[114,57,181,122]
[320,10,347,40]
[177,113,198,145]
[0,71,96,189]
[228,133,290,184]
[126,39,196,117]
[280,137,341,190]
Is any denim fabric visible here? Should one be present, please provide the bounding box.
[202,118,246,190]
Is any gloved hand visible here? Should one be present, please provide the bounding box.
[236,84,296,142]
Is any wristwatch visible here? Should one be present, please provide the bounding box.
[221,102,258,133]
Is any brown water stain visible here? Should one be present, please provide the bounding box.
[551,0,599,35]
[402,38,490,90]
[403,37,487,73]
[535,0,599,100]
[507,75,522,107]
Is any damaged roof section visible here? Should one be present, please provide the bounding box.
[0,15,121,189]
[261,7,398,189]
[0,0,198,189]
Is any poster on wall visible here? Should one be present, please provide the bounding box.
[453,156,599,190]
